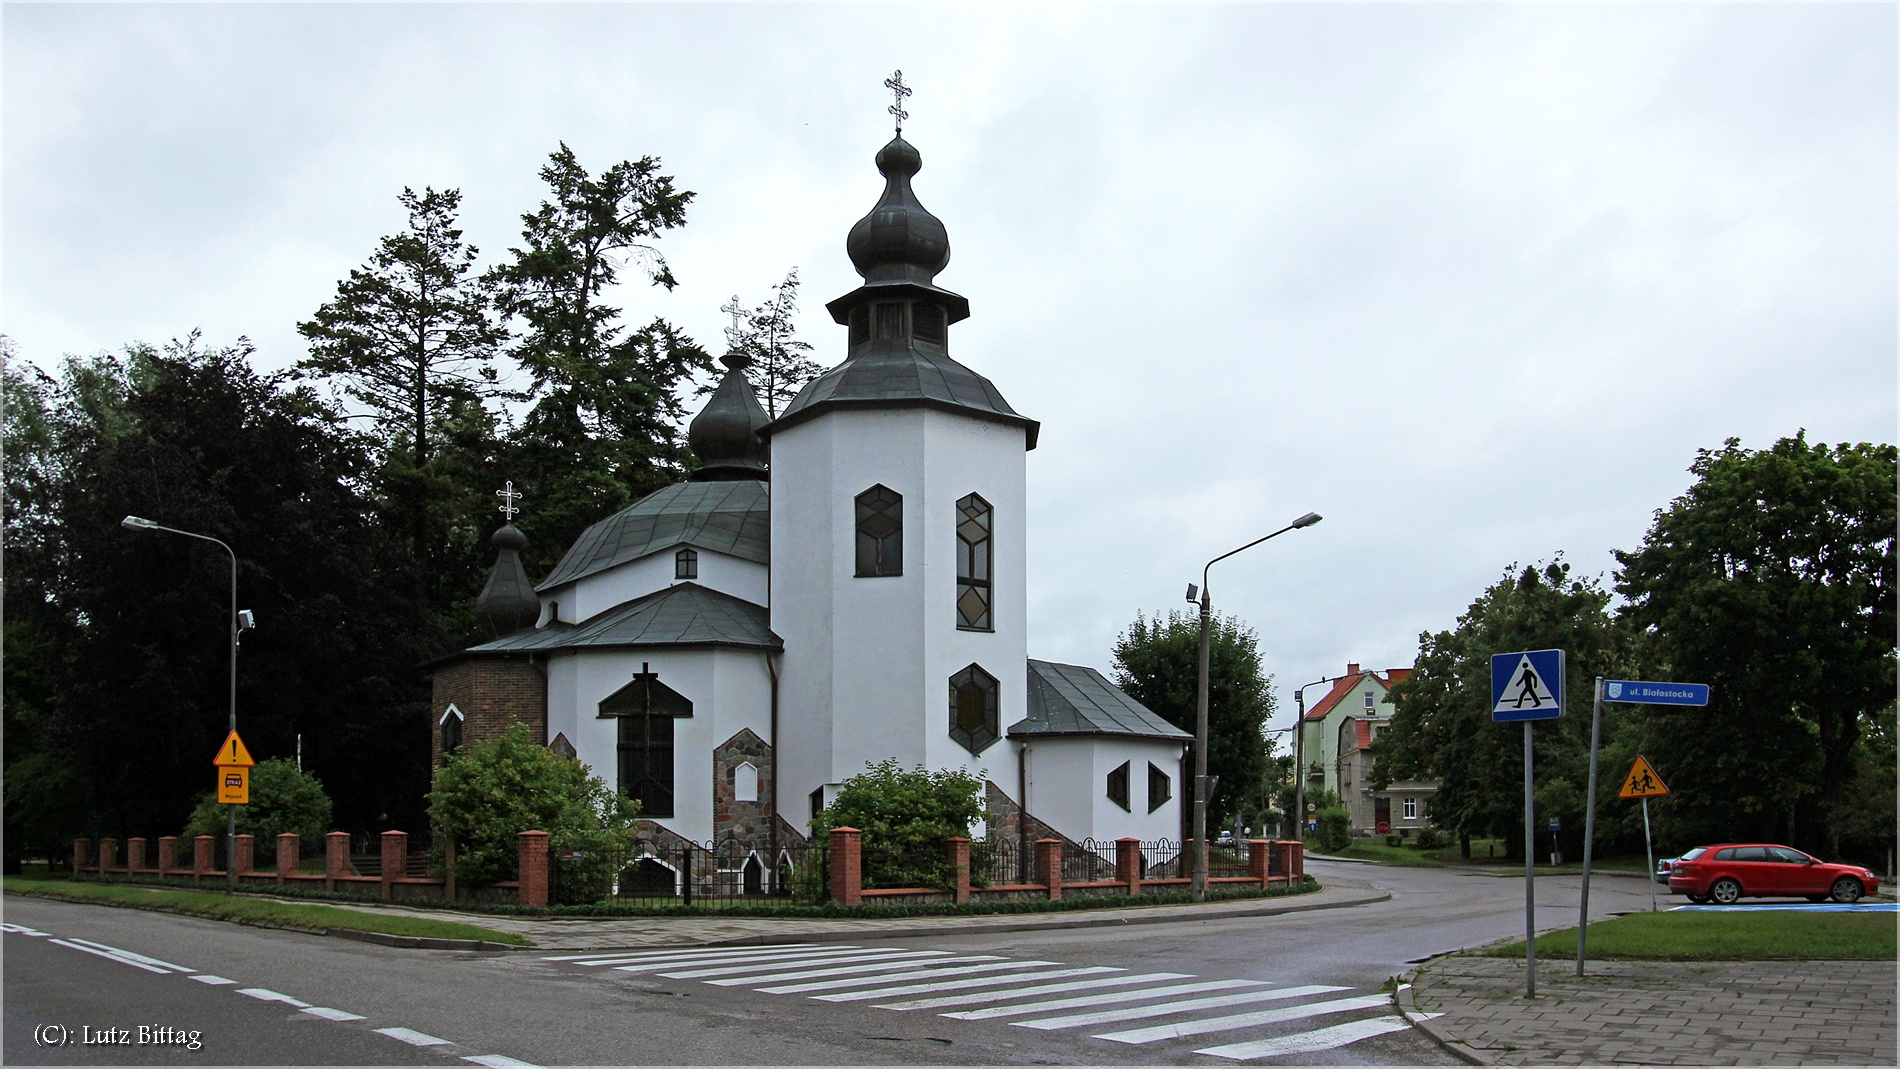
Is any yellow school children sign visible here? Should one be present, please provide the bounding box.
[213,730,255,805]
[1618,755,1669,800]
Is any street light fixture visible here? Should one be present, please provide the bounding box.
[122,515,245,895]
[1190,511,1321,902]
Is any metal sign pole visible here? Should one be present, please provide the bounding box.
[1577,677,1604,975]
[1523,720,1536,998]
[1643,798,1658,913]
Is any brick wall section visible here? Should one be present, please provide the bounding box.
[428,655,547,767]
[126,838,147,873]
[712,728,774,842]
[1249,839,1271,886]
[234,834,255,876]
[158,836,177,876]
[194,836,214,877]
[73,839,90,873]
[1116,838,1144,894]
[1037,839,1064,900]
[276,834,299,883]
[325,831,350,891]
[99,838,118,874]
[829,827,862,906]
[517,830,549,907]
[947,837,971,903]
[381,831,407,900]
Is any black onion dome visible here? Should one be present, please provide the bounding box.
[475,524,541,637]
[687,353,770,481]
[846,136,950,285]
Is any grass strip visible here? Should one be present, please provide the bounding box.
[1483,908,1895,961]
[3,877,529,946]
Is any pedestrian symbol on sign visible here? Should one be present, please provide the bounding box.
[1617,755,1669,800]
[1496,655,1556,712]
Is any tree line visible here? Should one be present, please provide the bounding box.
[1372,434,1896,865]
[3,143,821,869]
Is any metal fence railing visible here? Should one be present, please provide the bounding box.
[553,838,826,906]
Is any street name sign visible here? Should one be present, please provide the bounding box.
[1491,649,1565,722]
[1618,755,1669,800]
[1603,680,1709,706]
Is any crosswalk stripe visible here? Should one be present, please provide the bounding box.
[1016,984,1350,1031]
[1194,1014,1427,1059]
[1093,993,1392,1044]
[565,944,841,967]
[757,960,1065,995]
[695,954,994,985]
[659,949,950,978]
[837,967,1137,1005]
[543,944,824,962]
[942,978,1264,1020]
[608,947,892,973]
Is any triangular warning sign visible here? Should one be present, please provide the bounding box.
[1618,755,1668,799]
[213,730,255,768]
[1492,655,1557,713]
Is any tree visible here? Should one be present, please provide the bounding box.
[182,758,333,864]
[1613,433,1896,857]
[1372,559,1627,860]
[719,267,823,418]
[1111,611,1277,833]
[487,144,712,572]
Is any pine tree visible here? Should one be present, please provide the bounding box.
[720,268,823,418]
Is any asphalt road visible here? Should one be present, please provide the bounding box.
[4,860,1661,1066]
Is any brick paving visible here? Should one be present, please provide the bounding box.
[1404,955,1897,1065]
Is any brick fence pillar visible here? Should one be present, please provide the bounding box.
[157,836,177,877]
[380,831,407,900]
[828,827,861,907]
[233,834,255,877]
[276,834,299,885]
[193,835,215,882]
[517,830,549,907]
[947,836,971,904]
[325,831,350,891]
[98,838,118,874]
[442,838,457,904]
[1116,838,1144,896]
[126,837,147,873]
[1036,838,1064,901]
[72,838,90,875]
[1248,839,1270,888]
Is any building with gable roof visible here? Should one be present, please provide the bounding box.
[1299,662,1437,838]
[427,128,1188,859]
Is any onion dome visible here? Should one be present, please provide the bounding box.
[846,137,950,285]
[687,353,769,481]
[475,524,541,637]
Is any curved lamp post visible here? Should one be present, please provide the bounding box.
[1188,511,1322,902]
[122,515,241,895]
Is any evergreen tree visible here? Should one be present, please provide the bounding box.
[719,267,823,418]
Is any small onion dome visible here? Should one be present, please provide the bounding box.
[688,352,769,481]
[475,524,541,637]
[845,136,950,285]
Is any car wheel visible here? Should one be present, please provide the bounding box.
[1830,877,1864,905]
[1709,878,1743,905]
[1686,894,1710,904]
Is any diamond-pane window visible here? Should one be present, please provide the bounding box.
[855,485,903,576]
[956,493,992,630]
[948,663,999,755]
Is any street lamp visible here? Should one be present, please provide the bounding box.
[1290,675,1335,848]
[1188,511,1321,902]
[122,515,245,895]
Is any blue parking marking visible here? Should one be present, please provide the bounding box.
[1669,903,1893,912]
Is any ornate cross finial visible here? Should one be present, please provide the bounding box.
[496,480,522,522]
[884,70,911,134]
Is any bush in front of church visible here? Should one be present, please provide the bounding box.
[183,758,333,866]
[428,722,640,887]
[811,759,989,890]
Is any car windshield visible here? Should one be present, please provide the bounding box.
[1680,848,1707,860]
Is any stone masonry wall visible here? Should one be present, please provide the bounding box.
[713,729,773,843]
[429,656,547,768]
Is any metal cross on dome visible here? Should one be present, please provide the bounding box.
[496,480,522,521]
[885,70,911,134]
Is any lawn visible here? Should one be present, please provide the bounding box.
[2,877,528,946]
[1483,907,1896,961]
[1320,837,1654,872]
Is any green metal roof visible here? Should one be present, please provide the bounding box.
[766,348,1040,449]
[538,480,769,592]
[469,582,780,654]
[1011,660,1192,741]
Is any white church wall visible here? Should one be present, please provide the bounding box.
[1020,738,1093,843]
[541,547,767,625]
[1020,737,1183,843]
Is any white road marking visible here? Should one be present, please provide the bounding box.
[1195,1014,1430,1059]
[376,1026,452,1046]
[575,944,843,968]
[1,923,50,935]
[301,1007,367,1022]
[50,939,170,974]
[757,960,1066,994]
[67,938,195,973]
[191,974,237,985]
[237,987,313,1008]
[1093,993,1393,1044]
[462,1056,543,1067]
[544,942,823,962]
[1018,985,1352,1031]
[836,967,1135,1005]
[943,978,1269,1020]
[699,954,1000,986]
[608,946,889,973]
[660,949,952,978]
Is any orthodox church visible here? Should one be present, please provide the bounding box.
[428,127,1188,854]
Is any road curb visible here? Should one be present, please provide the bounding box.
[324,926,522,952]
[1394,966,1493,1066]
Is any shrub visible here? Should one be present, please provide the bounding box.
[428,723,638,886]
[812,759,988,890]
[1415,827,1448,850]
[183,758,332,864]
[1315,806,1352,852]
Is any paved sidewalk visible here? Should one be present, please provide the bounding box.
[319,877,1389,950]
[1399,955,1896,1065]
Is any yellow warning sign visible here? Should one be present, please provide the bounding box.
[1618,755,1669,799]
[212,730,255,768]
[217,765,250,805]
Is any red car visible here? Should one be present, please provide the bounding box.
[1667,843,1880,905]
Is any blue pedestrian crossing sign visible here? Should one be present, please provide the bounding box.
[1491,649,1565,722]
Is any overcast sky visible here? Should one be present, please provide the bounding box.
[7,4,1894,735]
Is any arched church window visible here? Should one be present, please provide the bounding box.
[675,547,698,580]
[948,663,999,754]
[439,704,463,764]
[1106,762,1131,811]
[956,493,992,630]
[855,485,903,576]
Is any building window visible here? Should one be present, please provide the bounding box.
[855,485,903,576]
[948,663,1000,754]
[439,705,463,763]
[1364,691,1375,708]
[1403,797,1417,820]
[675,547,698,580]
[618,713,674,817]
[874,302,905,342]
[913,302,946,344]
[1106,762,1131,811]
[733,761,759,803]
[955,493,992,630]
[848,305,869,347]
[810,786,826,820]
[1148,763,1172,812]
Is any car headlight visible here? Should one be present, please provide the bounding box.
[1865,871,1878,880]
